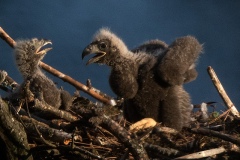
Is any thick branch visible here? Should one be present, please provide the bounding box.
[174,146,226,159]
[189,127,240,146]
[93,115,149,160]
[39,62,115,105]
[21,115,81,145]
[34,99,78,122]
[0,26,116,106]
[207,66,239,117]
[0,98,31,159]
[0,27,15,48]
[144,142,182,157]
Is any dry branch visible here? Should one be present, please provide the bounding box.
[21,115,81,145]
[0,70,19,92]
[189,127,240,146]
[33,99,78,122]
[207,66,239,117]
[95,115,150,160]
[174,146,226,159]
[39,63,116,106]
[0,26,116,106]
[153,124,179,136]
[0,98,32,159]
[144,143,182,157]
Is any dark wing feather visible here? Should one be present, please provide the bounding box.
[156,36,202,85]
[131,39,168,56]
[132,38,202,84]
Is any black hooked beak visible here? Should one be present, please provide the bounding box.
[82,44,106,65]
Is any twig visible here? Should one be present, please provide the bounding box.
[26,104,57,148]
[144,142,182,157]
[34,99,78,122]
[0,27,15,48]
[188,127,240,146]
[0,70,19,92]
[0,26,116,106]
[59,145,103,159]
[207,66,239,117]
[31,145,104,159]
[174,146,226,159]
[0,70,7,84]
[153,124,179,136]
[21,115,81,145]
[94,115,150,160]
[39,63,116,105]
[23,87,57,148]
[208,109,231,125]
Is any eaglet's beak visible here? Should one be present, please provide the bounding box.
[82,44,106,65]
[36,39,52,55]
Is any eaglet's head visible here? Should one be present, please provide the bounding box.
[14,38,52,63]
[14,38,52,77]
[82,28,129,66]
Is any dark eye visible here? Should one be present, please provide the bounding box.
[30,45,35,51]
[99,42,107,50]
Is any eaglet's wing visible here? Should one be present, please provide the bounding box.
[134,37,202,85]
[156,36,202,85]
[131,39,168,56]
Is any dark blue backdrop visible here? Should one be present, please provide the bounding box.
[1,1,240,110]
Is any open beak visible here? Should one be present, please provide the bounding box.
[36,40,52,55]
[82,44,106,65]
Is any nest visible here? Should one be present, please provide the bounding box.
[0,26,240,159]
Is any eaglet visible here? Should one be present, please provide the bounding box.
[82,28,202,131]
[12,38,72,110]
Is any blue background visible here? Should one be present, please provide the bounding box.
[1,1,240,110]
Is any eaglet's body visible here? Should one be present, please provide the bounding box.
[13,38,71,110]
[82,28,202,130]
[26,70,62,108]
[108,52,191,129]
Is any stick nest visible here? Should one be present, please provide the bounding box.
[0,26,240,160]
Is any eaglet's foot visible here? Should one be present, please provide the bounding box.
[129,118,157,132]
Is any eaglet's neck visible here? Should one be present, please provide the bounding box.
[19,61,43,79]
[109,51,136,70]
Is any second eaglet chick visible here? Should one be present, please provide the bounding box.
[82,28,202,131]
[13,38,72,110]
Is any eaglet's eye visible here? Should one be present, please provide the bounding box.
[30,45,35,51]
[98,42,107,50]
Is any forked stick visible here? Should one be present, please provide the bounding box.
[0,26,116,106]
[207,66,239,117]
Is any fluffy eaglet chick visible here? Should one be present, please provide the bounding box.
[82,28,202,131]
[13,38,72,110]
